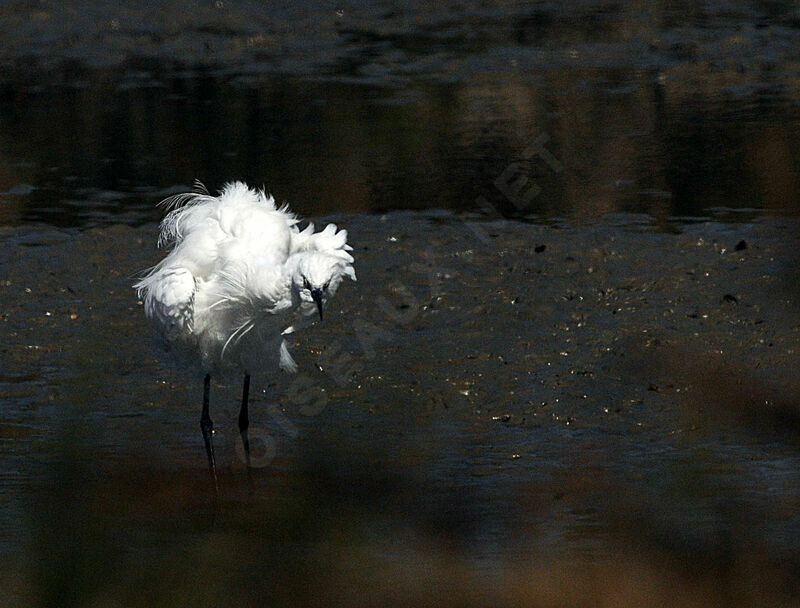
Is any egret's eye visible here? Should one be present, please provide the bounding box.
[323,281,330,291]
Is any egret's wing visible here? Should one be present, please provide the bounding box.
[137,267,196,338]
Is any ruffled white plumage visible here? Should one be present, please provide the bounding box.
[135,181,355,377]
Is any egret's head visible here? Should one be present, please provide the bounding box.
[292,253,356,320]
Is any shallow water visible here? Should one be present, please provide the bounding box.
[2,2,800,606]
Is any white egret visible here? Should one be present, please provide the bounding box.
[135,181,355,486]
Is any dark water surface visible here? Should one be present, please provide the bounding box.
[2,2,800,606]
[0,1,799,226]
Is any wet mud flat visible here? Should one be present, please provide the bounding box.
[1,212,800,605]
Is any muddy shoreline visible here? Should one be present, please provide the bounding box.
[2,211,800,603]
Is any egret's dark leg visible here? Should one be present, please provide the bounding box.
[200,373,218,491]
[238,373,252,472]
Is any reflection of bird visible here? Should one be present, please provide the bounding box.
[135,181,355,487]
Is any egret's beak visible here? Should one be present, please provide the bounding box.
[311,288,324,321]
